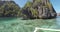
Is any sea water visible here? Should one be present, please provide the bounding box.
[0,17,60,32]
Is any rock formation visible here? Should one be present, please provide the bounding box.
[57,13,60,16]
[0,1,21,17]
[22,0,57,19]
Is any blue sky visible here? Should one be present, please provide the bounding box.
[13,0,60,13]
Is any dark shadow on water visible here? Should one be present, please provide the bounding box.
[0,17,17,21]
[21,17,57,20]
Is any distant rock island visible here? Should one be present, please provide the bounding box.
[0,0,57,19]
[57,13,60,16]
[22,0,57,19]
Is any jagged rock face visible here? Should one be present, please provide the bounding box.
[22,0,57,19]
[0,1,21,17]
[22,8,34,19]
[37,0,57,19]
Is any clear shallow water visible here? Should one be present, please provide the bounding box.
[0,17,60,32]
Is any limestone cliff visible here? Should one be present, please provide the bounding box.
[0,1,21,17]
[22,0,57,19]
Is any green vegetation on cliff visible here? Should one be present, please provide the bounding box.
[22,0,57,19]
[0,0,57,19]
[0,1,21,17]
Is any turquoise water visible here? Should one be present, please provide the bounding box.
[0,17,60,32]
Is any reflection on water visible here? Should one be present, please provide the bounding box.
[0,17,60,32]
[0,17,17,22]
